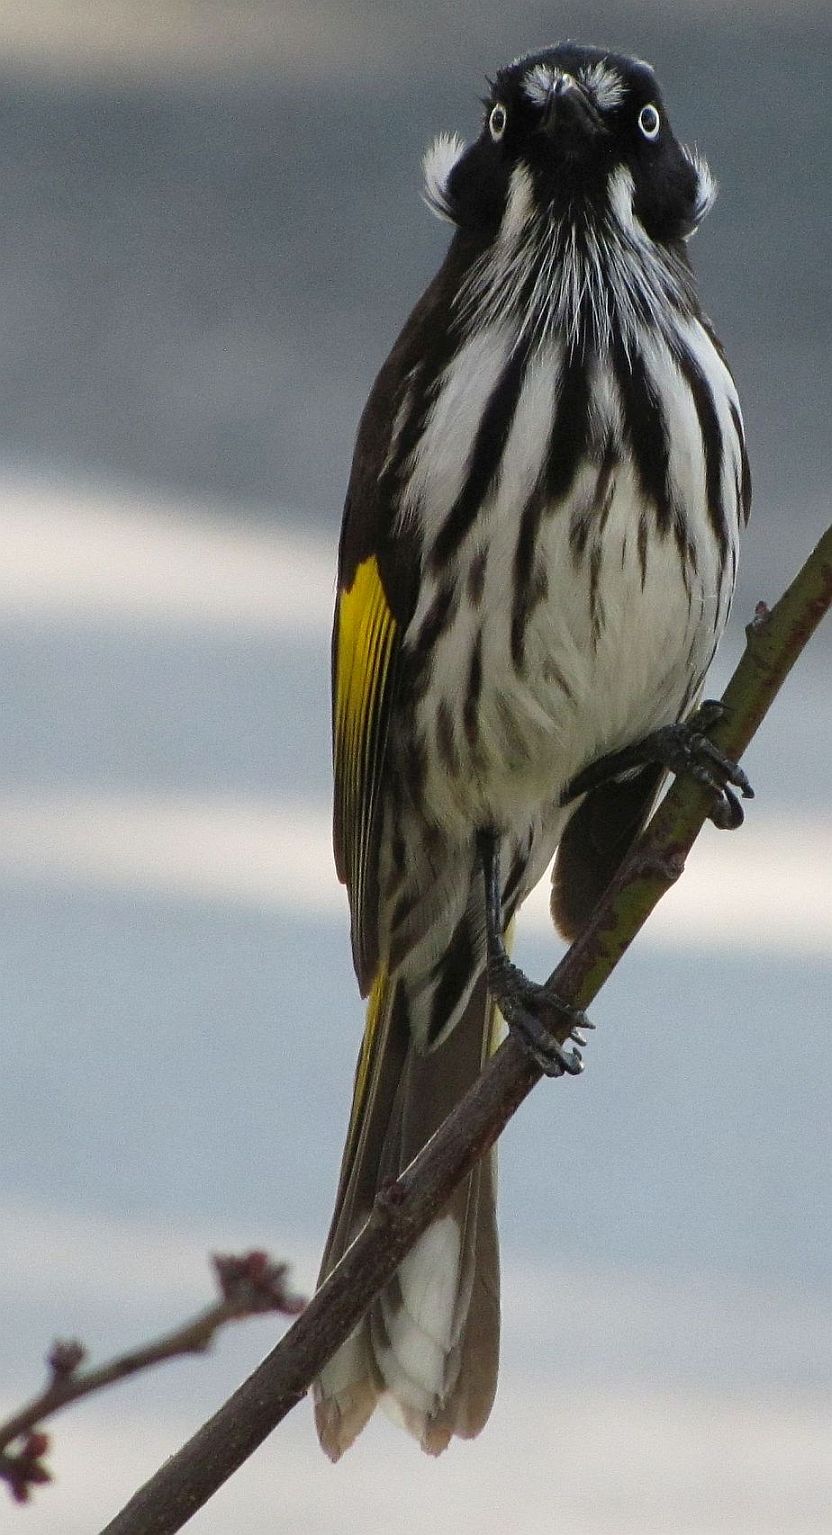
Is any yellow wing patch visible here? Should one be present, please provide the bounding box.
[333,555,398,990]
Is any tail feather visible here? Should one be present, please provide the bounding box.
[314,969,500,1459]
[417,1152,500,1453]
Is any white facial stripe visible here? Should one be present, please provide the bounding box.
[607,163,639,234]
[601,165,696,349]
[421,132,466,223]
[457,132,699,351]
[499,162,535,243]
[579,60,626,110]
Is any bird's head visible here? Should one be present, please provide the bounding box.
[424,44,715,252]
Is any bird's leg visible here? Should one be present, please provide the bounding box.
[562,701,754,830]
[478,830,588,1077]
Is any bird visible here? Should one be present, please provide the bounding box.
[313,42,752,1460]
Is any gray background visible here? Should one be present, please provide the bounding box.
[0,3,829,577]
[0,4,829,1532]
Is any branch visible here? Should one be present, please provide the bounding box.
[101,526,831,1535]
[0,1252,304,1504]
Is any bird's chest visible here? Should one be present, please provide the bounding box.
[395,328,737,834]
[403,492,711,830]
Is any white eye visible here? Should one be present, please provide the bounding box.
[638,103,660,140]
[489,103,507,142]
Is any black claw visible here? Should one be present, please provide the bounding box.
[490,969,591,1077]
[710,783,745,830]
[693,732,754,799]
[677,704,754,807]
[562,701,753,826]
[504,1004,584,1077]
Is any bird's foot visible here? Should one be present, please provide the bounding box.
[564,701,753,829]
[639,701,753,829]
[486,950,590,1077]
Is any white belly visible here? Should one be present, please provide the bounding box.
[426,476,724,832]
[401,321,743,841]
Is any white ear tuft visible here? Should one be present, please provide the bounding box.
[422,132,466,223]
[683,146,718,235]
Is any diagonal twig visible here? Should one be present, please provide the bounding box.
[100,525,831,1535]
[0,1252,304,1504]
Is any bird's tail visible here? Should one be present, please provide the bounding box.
[313,963,501,1459]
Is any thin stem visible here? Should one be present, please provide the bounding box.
[0,1304,238,1454]
[0,1252,304,1503]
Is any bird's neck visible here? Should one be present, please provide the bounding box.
[454,203,699,356]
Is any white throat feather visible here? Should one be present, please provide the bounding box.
[455,163,699,355]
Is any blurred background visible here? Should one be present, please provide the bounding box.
[0,3,829,1531]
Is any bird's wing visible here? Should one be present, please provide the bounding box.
[332,533,401,995]
[331,248,464,993]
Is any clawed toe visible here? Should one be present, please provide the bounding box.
[495,987,586,1077]
[479,829,590,1080]
[709,784,745,830]
[561,700,753,831]
[671,703,754,828]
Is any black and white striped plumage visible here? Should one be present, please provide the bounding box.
[315,44,750,1459]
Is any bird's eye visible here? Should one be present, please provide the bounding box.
[638,104,661,140]
[489,104,507,142]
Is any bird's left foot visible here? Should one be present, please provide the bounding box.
[486,949,589,1076]
[564,701,754,829]
[478,829,591,1077]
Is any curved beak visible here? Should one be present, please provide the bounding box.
[540,74,603,141]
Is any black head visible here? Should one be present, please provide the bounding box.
[423,44,715,250]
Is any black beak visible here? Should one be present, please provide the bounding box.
[540,74,602,141]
